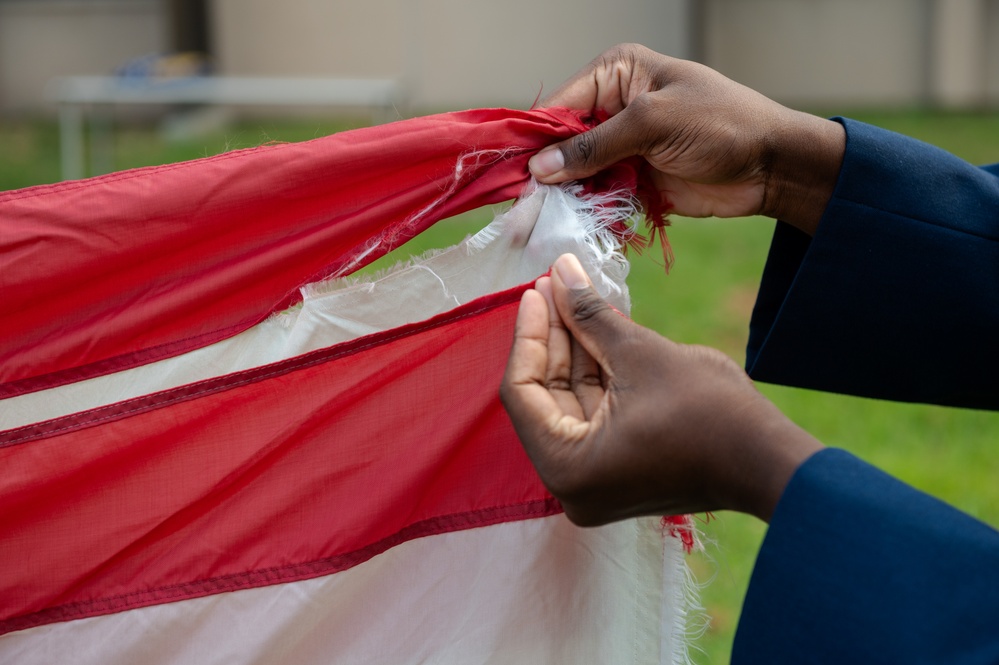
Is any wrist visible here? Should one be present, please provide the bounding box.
[761,113,846,235]
[719,400,825,522]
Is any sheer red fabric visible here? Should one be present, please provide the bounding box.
[0,287,554,633]
[0,109,694,657]
[0,107,591,398]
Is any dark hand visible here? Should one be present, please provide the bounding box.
[500,254,823,525]
[529,44,845,234]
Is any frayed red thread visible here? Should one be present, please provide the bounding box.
[693,512,716,525]
[527,106,674,269]
[529,84,545,110]
[574,108,674,270]
[635,172,675,270]
[572,155,674,272]
[661,514,697,554]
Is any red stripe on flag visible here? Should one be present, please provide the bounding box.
[0,286,554,634]
[0,108,592,398]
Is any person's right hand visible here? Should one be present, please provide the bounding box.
[500,254,825,525]
[529,44,845,235]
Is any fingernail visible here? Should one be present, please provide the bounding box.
[554,254,591,290]
[528,147,565,178]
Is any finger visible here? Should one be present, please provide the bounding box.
[543,271,605,420]
[538,63,601,111]
[549,254,630,373]
[528,107,647,184]
[535,277,584,420]
[539,45,637,114]
[570,334,605,420]
[500,289,571,448]
[535,277,567,384]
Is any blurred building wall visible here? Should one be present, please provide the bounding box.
[2,0,998,114]
[988,0,999,101]
[702,0,927,106]
[209,0,693,111]
[702,0,999,108]
[0,0,167,112]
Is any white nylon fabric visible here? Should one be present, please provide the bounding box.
[0,516,681,665]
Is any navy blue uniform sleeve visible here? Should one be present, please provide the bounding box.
[732,449,999,664]
[746,118,999,409]
[736,122,999,663]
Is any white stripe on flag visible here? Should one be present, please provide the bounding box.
[0,516,682,665]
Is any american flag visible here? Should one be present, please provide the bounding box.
[0,108,691,664]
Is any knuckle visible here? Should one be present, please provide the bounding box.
[569,291,609,327]
[572,370,603,388]
[628,90,658,116]
[544,377,572,392]
[622,93,672,153]
[598,43,632,67]
[563,132,596,169]
[605,42,645,62]
[627,93,665,134]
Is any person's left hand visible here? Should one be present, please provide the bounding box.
[500,253,823,525]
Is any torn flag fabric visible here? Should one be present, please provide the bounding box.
[0,107,594,399]
[0,108,696,664]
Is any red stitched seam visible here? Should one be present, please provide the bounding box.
[0,287,524,447]
[0,498,562,635]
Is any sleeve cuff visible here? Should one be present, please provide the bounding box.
[745,119,999,408]
[733,448,999,663]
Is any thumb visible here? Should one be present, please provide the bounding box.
[549,254,630,367]
[529,110,645,184]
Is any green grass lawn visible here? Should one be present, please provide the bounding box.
[3,108,997,663]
